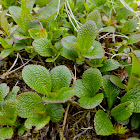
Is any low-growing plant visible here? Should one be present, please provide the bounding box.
[59,11,105,65]
[0,0,140,139]
[0,83,21,140]
[73,68,104,109]
[94,85,140,136]
[16,65,74,130]
[71,50,140,136]
[26,9,105,64]
[94,61,140,136]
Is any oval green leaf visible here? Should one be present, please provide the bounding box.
[22,65,51,96]
[79,93,104,109]
[25,115,50,130]
[103,75,121,109]
[100,59,119,72]
[111,101,134,121]
[0,83,9,101]
[0,127,13,140]
[82,68,102,95]
[86,10,101,26]
[43,87,75,103]
[72,79,91,98]
[121,87,140,113]
[110,75,126,89]
[50,65,72,92]
[16,92,45,118]
[46,103,64,122]
[83,41,104,59]
[32,38,53,57]
[77,21,98,51]
[94,110,113,136]
[61,36,77,51]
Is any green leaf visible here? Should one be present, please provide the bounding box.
[99,26,115,33]
[61,47,78,61]
[25,0,35,11]
[45,52,60,62]
[110,75,126,89]
[16,92,45,118]
[94,110,113,136]
[116,8,133,21]
[79,93,104,109]
[111,101,134,121]
[4,86,20,103]
[28,28,40,39]
[0,127,13,140]
[121,87,140,113]
[131,113,140,129]
[9,6,41,32]
[0,37,12,49]
[50,65,72,92]
[29,28,48,39]
[0,83,9,102]
[21,0,33,21]
[18,125,27,136]
[86,10,101,26]
[46,103,64,122]
[9,6,26,30]
[37,0,64,20]
[127,52,140,90]
[94,0,106,6]
[55,40,77,62]
[0,49,13,60]
[127,138,140,140]
[127,34,140,45]
[14,32,30,40]
[61,36,77,52]
[121,19,137,34]
[82,68,102,94]
[0,30,4,35]
[117,119,129,125]
[35,0,51,7]
[83,41,104,59]
[22,65,51,96]
[37,29,48,38]
[89,58,104,67]
[25,115,50,130]
[43,87,74,103]
[100,59,119,72]
[77,21,98,51]
[32,38,53,57]
[134,50,140,61]
[3,101,17,120]
[0,101,17,126]
[103,75,121,109]
[0,10,10,35]
[72,79,91,98]
[13,44,25,51]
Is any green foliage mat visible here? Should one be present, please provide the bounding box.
[0,0,140,139]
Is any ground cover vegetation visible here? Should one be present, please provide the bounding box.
[0,0,140,139]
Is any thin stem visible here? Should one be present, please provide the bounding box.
[66,0,81,28]
[54,0,61,20]
[7,53,19,72]
[62,103,70,131]
[65,2,78,32]
[0,57,34,79]
[111,53,132,67]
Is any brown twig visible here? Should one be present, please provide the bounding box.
[62,103,70,131]
[0,57,34,79]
